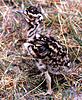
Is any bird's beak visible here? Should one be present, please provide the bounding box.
[16,10,25,15]
[16,10,29,22]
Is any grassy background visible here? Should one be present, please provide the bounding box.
[0,0,82,99]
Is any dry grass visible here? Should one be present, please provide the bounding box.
[0,0,82,100]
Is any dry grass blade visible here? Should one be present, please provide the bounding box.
[0,0,82,99]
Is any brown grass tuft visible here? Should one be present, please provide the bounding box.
[0,0,82,99]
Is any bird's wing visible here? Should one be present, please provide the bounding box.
[28,34,70,67]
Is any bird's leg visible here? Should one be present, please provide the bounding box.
[44,71,52,95]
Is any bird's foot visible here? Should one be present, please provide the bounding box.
[44,90,53,95]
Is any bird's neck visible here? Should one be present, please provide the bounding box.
[27,21,40,40]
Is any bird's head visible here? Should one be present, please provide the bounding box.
[17,5,43,23]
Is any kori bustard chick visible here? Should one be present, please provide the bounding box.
[17,5,71,95]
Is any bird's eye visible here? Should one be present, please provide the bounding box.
[29,15,33,18]
[38,16,41,19]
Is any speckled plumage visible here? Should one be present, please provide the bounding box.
[24,34,71,74]
[17,5,71,95]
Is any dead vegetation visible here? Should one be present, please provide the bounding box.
[0,0,82,100]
